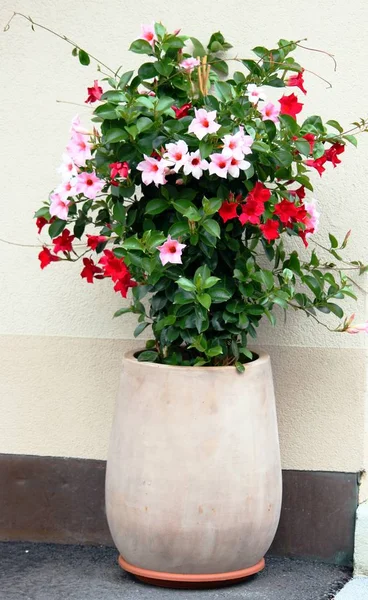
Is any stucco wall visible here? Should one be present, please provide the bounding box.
[1,0,367,473]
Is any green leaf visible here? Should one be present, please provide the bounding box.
[103,128,128,143]
[137,350,158,362]
[197,293,211,310]
[190,37,206,57]
[202,219,220,238]
[34,206,50,218]
[169,221,190,237]
[156,96,175,113]
[300,115,325,135]
[114,307,133,318]
[176,277,196,292]
[214,81,234,102]
[199,139,213,159]
[129,39,154,55]
[325,303,344,318]
[94,103,118,120]
[329,233,339,249]
[78,49,90,66]
[202,197,222,215]
[209,284,234,303]
[134,322,149,337]
[344,134,357,147]
[173,290,196,305]
[138,62,157,79]
[145,198,169,215]
[206,345,223,357]
[326,120,343,133]
[235,361,245,373]
[294,139,311,156]
[203,276,221,289]
[303,275,321,296]
[113,201,126,223]
[273,149,293,167]
[122,236,143,250]
[118,70,134,88]
[136,117,153,133]
[49,219,66,239]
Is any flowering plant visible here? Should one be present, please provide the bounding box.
[14,15,367,369]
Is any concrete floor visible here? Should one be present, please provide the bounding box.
[0,542,351,600]
[335,578,368,599]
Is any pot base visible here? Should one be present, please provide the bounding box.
[118,555,265,589]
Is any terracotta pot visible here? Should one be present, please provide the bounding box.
[105,349,282,587]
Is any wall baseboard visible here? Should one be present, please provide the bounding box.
[0,454,358,566]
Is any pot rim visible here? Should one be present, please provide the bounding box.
[123,348,269,371]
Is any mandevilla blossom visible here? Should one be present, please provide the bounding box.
[85,80,103,104]
[157,235,186,266]
[274,199,299,224]
[245,84,267,103]
[137,155,170,186]
[109,162,129,180]
[304,199,320,234]
[172,103,192,119]
[36,217,48,234]
[38,247,60,269]
[188,108,221,140]
[260,102,280,123]
[228,156,251,178]
[180,57,200,73]
[183,151,209,179]
[346,318,368,334]
[81,258,104,283]
[67,132,92,167]
[278,93,303,119]
[219,201,239,223]
[237,127,254,155]
[140,23,157,47]
[222,132,248,160]
[49,192,71,221]
[86,235,108,250]
[70,115,91,136]
[305,156,327,176]
[208,153,231,179]
[260,219,280,242]
[99,250,137,297]
[55,178,77,200]
[52,228,75,254]
[325,143,345,167]
[286,69,307,95]
[75,171,104,199]
[163,140,189,172]
[239,198,265,225]
[58,153,78,181]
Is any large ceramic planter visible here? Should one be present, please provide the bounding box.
[105,349,282,587]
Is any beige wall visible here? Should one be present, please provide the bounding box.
[1,1,367,474]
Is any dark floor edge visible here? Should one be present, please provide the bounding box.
[0,453,359,566]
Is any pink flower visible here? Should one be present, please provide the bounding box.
[49,193,71,221]
[304,199,320,239]
[163,141,189,172]
[140,23,157,47]
[70,115,91,136]
[55,177,77,200]
[188,108,221,140]
[67,133,92,167]
[157,235,186,266]
[85,80,103,104]
[208,153,231,179]
[246,84,267,103]
[237,127,254,155]
[75,171,104,199]
[260,102,280,123]
[227,156,251,178]
[180,57,200,73]
[222,133,246,160]
[346,320,368,334]
[137,155,170,186]
[183,150,209,179]
[58,153,78,181]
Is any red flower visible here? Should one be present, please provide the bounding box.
[302,133,316,154]
[324,143,345,167]
[260,219,280,242]
[286,69,307,95]
[239,198,265,225]
[109,162,129,180]
[81,257,104,283]
[85,80,103,104]
[36,216,55,234]
[305,156,327,176]
[99,250,129,281]
[278,93,303,120]
[36,217,48,234]
[113,275,138,298]
[52,229,75,254]
[248,181,271,204]
[38,247,60,269]
[218,201,239,223]
[172,103,192,119]
[274,200,299,225]
[289,185,306,201]
[86,235,108,250]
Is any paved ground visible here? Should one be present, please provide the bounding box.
[0,542,351,600]
[335,578,368,599]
